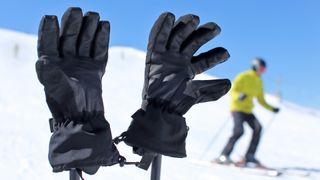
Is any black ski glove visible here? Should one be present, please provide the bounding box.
[36,7,119,175]
[119,12,231,159]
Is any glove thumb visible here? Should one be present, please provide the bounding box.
[190,79,231,103]
[175,79,231,114]
[36,59,77,105]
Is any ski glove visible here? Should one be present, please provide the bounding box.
[36,7,119,175]
[272,107,280,113]
[120,12,231,158]
[238,93,247,102]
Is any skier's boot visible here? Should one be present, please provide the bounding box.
[214,155,233,165]
[244,156,263,168]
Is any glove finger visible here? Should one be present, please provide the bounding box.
[181,22,221,56]
[147,12,175,53]
[78,12,100,58]
[93,21,110,62]
[192,79,231,103]
[191,47,230,74]
[167,14,199,51]
[37,15,59,57]
[60,7,83,57]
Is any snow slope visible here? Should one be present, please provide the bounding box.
[0,28,320,180]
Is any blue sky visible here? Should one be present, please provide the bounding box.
[0,0,319,109]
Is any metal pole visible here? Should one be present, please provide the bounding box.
[263,99,282,135]
[70,169,80,180]
[150,155,162,180]
[199,115,230,159]
[262,113,278,135]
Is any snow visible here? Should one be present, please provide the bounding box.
[0,28,319,180]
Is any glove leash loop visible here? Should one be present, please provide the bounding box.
[118,156,140,167]
[113,133,126,144]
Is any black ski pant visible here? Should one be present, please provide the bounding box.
[221,111,262,159]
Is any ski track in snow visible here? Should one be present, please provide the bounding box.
[0,28,320,180]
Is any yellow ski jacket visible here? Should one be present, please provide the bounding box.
[230,70,274,114]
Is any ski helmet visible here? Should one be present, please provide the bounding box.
[251,58,266,71]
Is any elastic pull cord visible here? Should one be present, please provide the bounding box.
[76,169,85,180]
[113,133,126,144]
[118,155,140,167]
[114,133,154,170]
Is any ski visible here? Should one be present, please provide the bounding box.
[188,159,311,178]
[233,161,310,178]
[233,161,282,177]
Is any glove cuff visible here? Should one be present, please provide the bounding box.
[122,104,188,158]
[48,116,120,174]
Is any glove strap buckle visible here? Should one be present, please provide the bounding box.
[49,118,55,133]
[136,153,157,170]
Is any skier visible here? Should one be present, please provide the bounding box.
[216,58,280,165]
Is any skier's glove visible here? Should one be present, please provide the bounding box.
[238,93,247,101]
[272,107,280,113]
[36,7,119,175]
[118,12,231,159]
